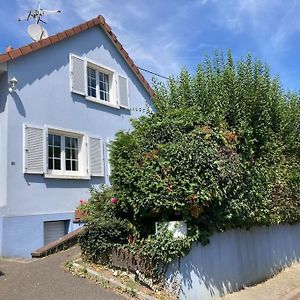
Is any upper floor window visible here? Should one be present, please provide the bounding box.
[87,67,110,102]
[70,54,130,109]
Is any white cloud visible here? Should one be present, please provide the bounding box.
[6,0,300,86]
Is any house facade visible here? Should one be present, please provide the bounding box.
[0,16,154,257]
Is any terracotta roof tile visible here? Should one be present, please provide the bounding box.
[19,45,32,56]
[86,20,94,28]
[0,15,155,98]
[56,31,67,40]
[65,29,75,37]
[0,53,10,63]
[92,18,100,26]
[8,48,23,60]
[127,57,134,67]
[79,23,89,31]
[132,65,139,74]
[39,37,51,47]
[104,22,112,32]
[98,15,105,25]
[49,35,59,44]
[110,32,117,42]
[115,40,122,50]
[30,41,42,51]
[73,25,82,34]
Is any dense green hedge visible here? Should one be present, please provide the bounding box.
[79,50,300,278]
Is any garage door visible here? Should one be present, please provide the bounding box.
[44,221,67,245]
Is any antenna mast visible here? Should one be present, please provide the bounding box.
[18,3,61,41]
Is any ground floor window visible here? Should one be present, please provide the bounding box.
[24,124,105,178]
[47,130,82,176]
[48,134,79,172]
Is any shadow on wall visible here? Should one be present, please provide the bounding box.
[0,271,4,276]
[24,174,105,189]
[167,225,300,300]
[0,74,26,116]
[11,92,26,117]
[0,72,8,114]
[71,93,131,117]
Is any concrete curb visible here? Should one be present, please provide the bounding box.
[72,262,158,300]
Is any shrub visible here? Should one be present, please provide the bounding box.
[79,50,300,278]
[79,186,131,263]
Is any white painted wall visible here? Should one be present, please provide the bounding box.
[166,224,300,300]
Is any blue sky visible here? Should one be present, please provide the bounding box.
[1,0,300,91]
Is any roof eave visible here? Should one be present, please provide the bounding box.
[0,15,155,98]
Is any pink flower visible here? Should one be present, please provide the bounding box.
[80,199,87,205]
[111,197,119,204]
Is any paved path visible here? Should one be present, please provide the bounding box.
[221,263,300,300]
[0,246,126,300]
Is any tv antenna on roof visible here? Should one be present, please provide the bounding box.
[18,2,61,41]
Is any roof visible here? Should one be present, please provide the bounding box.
[0,15,155,98]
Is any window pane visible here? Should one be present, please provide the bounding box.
[71,138,78,148]
[65,137,71,148]
[48,158,53,170]
[54,159,61,170]
[100,91,104,100]
[98,71,110,102]
[100,81,104,91]
[70,149,75,159]
[90,88,96,98]
[65,148,71,159]
[66,159,71,171]
[54,147,61,158]
[54,135,61,147]
[104,74,109,84]
[72,160,78,171]
[87,67,97,97]
[48,146,53,158]
[48,135,53,146]
[104,92,108,102]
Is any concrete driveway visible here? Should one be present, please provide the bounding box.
[0,246,126,300]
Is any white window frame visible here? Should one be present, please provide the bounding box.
[44,126,90,180]
[70,53,130,109]
[85,59,119,108]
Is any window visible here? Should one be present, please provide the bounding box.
[87,65,112,103]
[24,124,105,179]
[70,54,130,108]
[47,132,81,176]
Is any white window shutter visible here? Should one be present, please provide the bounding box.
[89,137,104,176]
[70,54,86,96]
[24,125,44,174]
[119,75,129,108]
[106,139,112,177]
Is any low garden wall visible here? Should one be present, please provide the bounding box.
[166,224,300,300]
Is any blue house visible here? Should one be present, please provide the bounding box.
[0,15,154,257]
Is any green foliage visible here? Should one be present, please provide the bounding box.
[79,50,300,280]
[79,186,131,263]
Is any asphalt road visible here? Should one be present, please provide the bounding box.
[0,246,126,300]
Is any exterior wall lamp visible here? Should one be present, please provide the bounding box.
[9,77,18,93]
